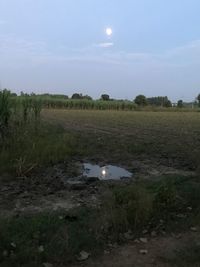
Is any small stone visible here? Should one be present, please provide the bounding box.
[139,238,148,243]
[38,245,44,253]
[187,207,192,211]
[190,227,197,232]
[104,250,110,255]
[59,216,63,220]
[142,229,148,234]
[134,239,140,244]
[139,249,148,255]
[11,242,16,248]
[77,251,90,261]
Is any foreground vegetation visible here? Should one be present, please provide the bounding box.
[0,175,199,266]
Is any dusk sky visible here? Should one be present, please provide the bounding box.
[0,0,200,101]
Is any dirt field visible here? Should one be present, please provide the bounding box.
[43,109,200,169]
[0,109,200,267]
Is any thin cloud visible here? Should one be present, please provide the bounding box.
[98,42,114,48]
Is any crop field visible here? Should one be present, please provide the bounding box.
[0,105,200,267]
[43,109,200,170]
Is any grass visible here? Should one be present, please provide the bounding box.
[0,122,78,176]
[0,208,104,267]
[101,174,200,241]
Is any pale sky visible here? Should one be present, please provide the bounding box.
[0,0,200,101]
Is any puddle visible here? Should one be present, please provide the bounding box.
[83,163,132,181]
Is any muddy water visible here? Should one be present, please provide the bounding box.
[83,163,132,181]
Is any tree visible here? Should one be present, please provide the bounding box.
[163,99,172,108]
[147,96,172,107]
[177,100,183,108]
[101,94,110,101]
[134,95,148,106]
[71,93,82,99]
[197,94,200,107]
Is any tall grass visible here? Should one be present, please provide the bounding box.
[0,90,11,136]
[0,93,73,176]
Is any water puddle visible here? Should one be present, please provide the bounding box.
[83,163,132,181]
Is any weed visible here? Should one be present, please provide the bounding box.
[0,209,103,267]
[154,178,177,213]
[101,185,153,238]
[0,89,11,137]
[0,122,78,175]
[21,96,32,123]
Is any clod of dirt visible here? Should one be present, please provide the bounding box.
[139,238,148,243]
[77,251,91,261]
[38,246,44,253]
[10,242,16,248]
[190,227,198,232]
[124,230,134,240]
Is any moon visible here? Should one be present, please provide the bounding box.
[106,27,113,36]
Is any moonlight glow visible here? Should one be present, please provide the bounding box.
[102,169,106,176]
[106,28,113,36]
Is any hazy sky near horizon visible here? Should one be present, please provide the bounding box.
[0,0,200,101]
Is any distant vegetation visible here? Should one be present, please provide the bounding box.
[0,89,199,113]
[0,89,200,159]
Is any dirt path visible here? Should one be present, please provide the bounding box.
[71,232,200,267]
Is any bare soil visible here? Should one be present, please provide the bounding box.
[71,232,200,267]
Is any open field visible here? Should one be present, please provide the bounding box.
[43,109,200,170]
[0,109,200,266]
